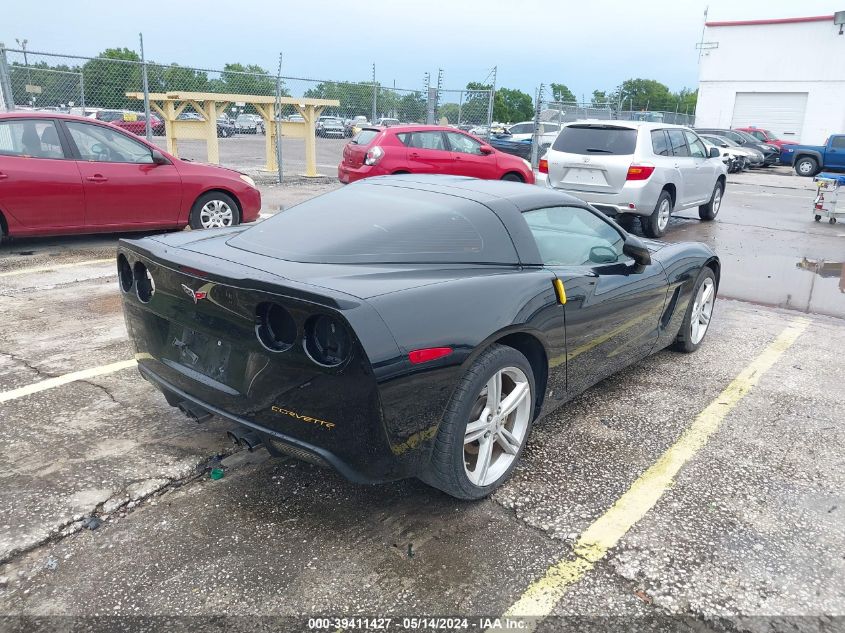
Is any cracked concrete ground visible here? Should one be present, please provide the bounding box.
[0,176,843,630]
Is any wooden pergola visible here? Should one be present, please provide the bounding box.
[126,91,340,176]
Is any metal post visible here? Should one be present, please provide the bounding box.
[530,84,544,170]
[79,71,85,113]
[274,52,284,184]
[371,63,377,123]
[487,65,496,132]
[139,33,152,141]
[0,43,13,111]
[457,90,463,126]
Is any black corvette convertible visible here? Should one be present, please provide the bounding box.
[118,175,719,499]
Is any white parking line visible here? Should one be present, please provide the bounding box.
[0,259,113,278]
[0,359,137,404]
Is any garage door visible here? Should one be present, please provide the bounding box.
[731,92,808,141]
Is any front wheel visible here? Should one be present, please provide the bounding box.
[795,157,819,177]
[699,181,724,221]
[643,190,673,238]
[420,344,535,499]
[189,191,241,230]
[501,172,524,182]
[672,268,717,353]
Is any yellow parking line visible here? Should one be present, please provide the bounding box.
[0,258,113,278]
[495,318,810,629]
[0,359,137,404]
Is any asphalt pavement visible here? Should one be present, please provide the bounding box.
[0,173,843,631]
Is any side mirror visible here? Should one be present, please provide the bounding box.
[479,145,493,155]
[720,143,729,148]
[709,146,721,159]
[622,235,652,267]
[151,149,169,165]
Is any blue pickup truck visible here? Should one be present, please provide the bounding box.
[780,134,845,176]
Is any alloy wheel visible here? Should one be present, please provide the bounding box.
[690,277,715,344]
[199,200,234,228]
[713,187,722,215]
[658,198,672,231]
[464,366,532,487]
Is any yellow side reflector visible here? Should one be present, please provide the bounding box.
[553,279,567,305]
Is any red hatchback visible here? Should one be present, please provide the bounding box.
[0,112,260,243]
[339,125,534,184]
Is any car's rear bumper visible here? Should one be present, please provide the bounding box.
[138,365,384,484]
[534,172,659,217]
[338,162,377,183]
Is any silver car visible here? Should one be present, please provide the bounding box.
[536,121,727,237]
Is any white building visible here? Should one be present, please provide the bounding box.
[695,13,845,145]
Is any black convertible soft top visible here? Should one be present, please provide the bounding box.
[228,175,588,266]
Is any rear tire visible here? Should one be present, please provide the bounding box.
[643,190,673,238]
[672,268,717,353]
[699,181,724,221]
[501,172,524,182]
[616,214,640,232]
[189,191,241,230]
[420,344,535,500]
[794,156,819,177]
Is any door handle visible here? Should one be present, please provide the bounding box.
[408,152,419,159]
[86,174,108,183]
[0,172,7,180]
[674,163,680,168]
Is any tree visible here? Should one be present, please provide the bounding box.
[611,78,673,111]
[591,90,608,106]
[82,48,142,110]
[149,64,209,94]
[463,82,492,125]
[493,87,533,123]
[674,88,698,114]
[550,83,576,104]
[438,102,459,124]
[9,61,84,108]
[397,91,425,122]
[303,81,373,118]
[211,63,276,96]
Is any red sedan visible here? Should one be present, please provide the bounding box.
[0,112,260,243]
[338,125,534,184]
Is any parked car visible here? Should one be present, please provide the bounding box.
[287,114,305,123]
[699,134,763,168]
[235,114,264,135]
[316,116,345,138]
[338,125,534,184]
[117,175,720,498]
[537,121,726,238]
[734,126,798,150]
[0,112,261,243]
[345,116,368,137]
[489,136,533,160]
[694,128,779,165]
[701,139,739,172]
[780,134,845,177]
[502,121,562,141]
[176,112,236,138]
[96,110,164,136]
[374,117,401,127]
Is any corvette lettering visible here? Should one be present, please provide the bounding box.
[271,406,335,430]
[181,283,207,303]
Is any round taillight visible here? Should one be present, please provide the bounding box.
[255,302,297,352]
[304,315,351,367]
[117,254,133,293]
[133,261,155,303]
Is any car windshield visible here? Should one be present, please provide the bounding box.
[707,136,739,148]
[228,184,518,264]
[352,129,379,145]
[552,125,637,155]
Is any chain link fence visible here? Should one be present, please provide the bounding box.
[0,45,492,182]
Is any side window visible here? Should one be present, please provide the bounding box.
[65,121,154,164]
[395,132,411,146]
[523,206,625,266]
[651,129,670,156]
[0,120,65,159]
[445,132,482,155]
[684,131,707,158]
[666,129,690,157]
[409,132,447,151]
[751,131,765,141]
[831,136,845,149]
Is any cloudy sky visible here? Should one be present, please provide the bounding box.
[2,0,841,97]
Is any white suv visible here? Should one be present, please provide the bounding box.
[536,121,727,237]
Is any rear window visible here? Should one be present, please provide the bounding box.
[651,130,670,156]
[552,125,637,155]
[228,184,518,265]
[352,129,379,145]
